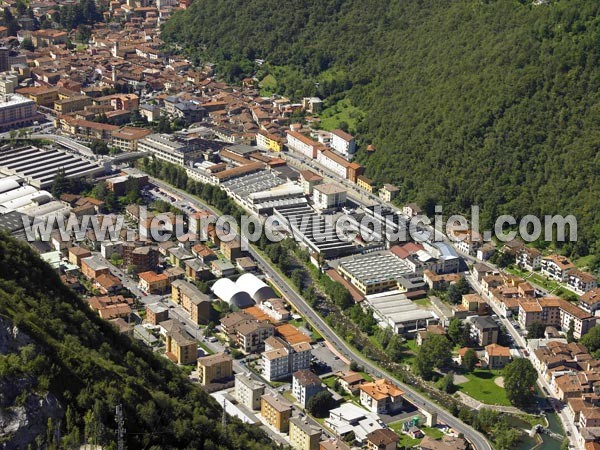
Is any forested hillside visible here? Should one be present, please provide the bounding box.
[0,233,275,450]
[163,0,600,261]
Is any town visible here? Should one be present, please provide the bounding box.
[0,3,599,450]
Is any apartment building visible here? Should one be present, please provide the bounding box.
[516,247,542,271]
[262,337,311,381]
[197,353,232,385]
[261,394,292,432]
[80,256,109,280]
[235,373,265,410]
[0,93,36,132]
[469,316,499,346]
[292,369,324,408]
[68,246,92,267]
[379,184,399,203]
[312,183,347,212]
[567,269,598,296]
[289,417,322,450]
[286,130,322,158]
[225,317,275,353]
[256,129,283,152]
[541,254,575,282]
[484,344,511,369]
[518,297,594,340]
[0,72,18,95]
[165,328,196,365]
[299,169,324,195]
[579,288,600,314]
[138,134,205,166]
[316,149,365,183]
[138,270,170,294]
[145,303,169,325]
[330,129,356,160]
[171,279,211,324]
[359,379,404,414]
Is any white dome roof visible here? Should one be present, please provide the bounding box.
[212,278,254,308]
[236,273,276,302]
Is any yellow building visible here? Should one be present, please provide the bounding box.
[197,353,233,385]
[165,329,196,365]
[138,271,170,294]
[356,175,374,193]
[16,86,59,107]
[54,95,93,114]
[289,417,321,450]
[256,130,283,152]
[261,394,292,432]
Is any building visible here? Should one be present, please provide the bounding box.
[330,129,357,159]
[262,337,312,381]
[146,303,169,325]
[54,95,92,114]
[165,328,196,364]
[125,245,159,273]
[579,288,600,314]
[516,247,542,271]
[379,184,399,203]
[292,369,324,408]
[312,183,347,212]
[261,394,292,432]
[299,170,323,195]
[356,175,374,193]
[171,279,211,324]
[319,438,351,450]
[289,417,322,450]
[316,149,365,182]
[484,344,511,369]
[0,72,18,95]
[286,130,322,158]
[325,403,384,443]
[541,254,575,282]
[337,253,413,295]
[256,130,283,152]
[235,373,265,410]
[80,256,109,280]
[567,270,597,296]
[0,94,36,132]
[138,270,170,294]
[184,258,211,281]
[197,353,233,385]
[220,238,244,261]
[105,173,148,196]
[68,246,91,267]
[228,318,276,353]
[138,134,206,166]
[359,379,404,414]
[469,316,499,346]
[365,429,399,450]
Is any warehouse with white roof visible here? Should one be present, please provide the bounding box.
[211,278,254,308]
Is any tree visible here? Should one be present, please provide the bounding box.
[448,318,466,345]
[447,277,470,304]
[51,168,70,198]
[503,358,537,406]
[21,37,34,51]
[414,334,452,380]
[291,268,303,289]
[581,326,600,358]
[90,140,109,155]
[462,348,478,373]
[526,321,546,339]
[306,390,335,418]
[438,372,455,393]
[567,319,575,343]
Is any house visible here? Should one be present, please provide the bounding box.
[365,429,399,450]
[197,353,233,385]
[469,316,499,346]
[336,371,366,395]
[472,262,496,281]
[81,256,109,280]
[579,288,600,314]
[165,327,196,364]
[171,279,211,324]
[329,129,356,159]
[138,271,170,294]
[541,255,575,282]
[292,369,324,408]
[68,246,91,267]
[319,438,350,450]
[299,169,323,195]
[211,259,236,277]
[379,184,399,203]
[567,270,597,296]
[402,203,422,217]
[235,373,265,410]
[484,344,511,369]
[289,417,322,450]
[261,394,292,432]
[94,273,123,295]
[359,378,403,414]
[516,247,542,271]
[146,303,169,325]
[416,324,447,346]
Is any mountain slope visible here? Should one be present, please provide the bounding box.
[163,0,600,260]
[0,233,275,450]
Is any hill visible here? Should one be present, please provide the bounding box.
[0,233,275,450]
[162,0,600,262]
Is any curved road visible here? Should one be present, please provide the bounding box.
[148,176,492,450]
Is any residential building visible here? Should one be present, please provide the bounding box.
[138,270,170,294]
[356,175,374,193]
[0,93,36,132]
[567,269,597,295]
[517,297,594,340]
[579,288,600,314]
[225,317,275,353]
[335,371,366,395]
[0,72,18,95]
[256,129,283,152]
[541,254,575,282]
[319,439,350,450]
[299,169,323,195]
[125,245,159,273]
[286,130,323,158]
[379,184,399,203]
[326,403,384,443]
[292,369,324,408]
[330,129,356,159]
[146,303,169,325]
[359,378,404,414]
[80,256,109,280]
[211,259,236,277]
[289,417,322,450]
[235,373,265,410]
[184,258,211,281]
[469,316,499,346]
[197,353,233,385]
[402,203,422,217]
[171,279,211,324]
[365,429,399,450]
[220,238,244,261]
[484,344,511,369]
[165,328,196,364]
[316,149,365,182]
[261,394,292,432]
[312,183,347,212]
[106,173,149,196]
[516,247,542,271]
[168,246,194,267]
[54,95,92,114]
[68,246,91,267]
[262,337,311,381]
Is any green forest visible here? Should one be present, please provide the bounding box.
[0,233,276,450]
[162,0,600,262]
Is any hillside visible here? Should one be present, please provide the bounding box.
[162,0,600,262]
[0,233,275,450]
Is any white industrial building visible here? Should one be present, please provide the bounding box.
[236,273,277,303]
[364,291,438,335]
[211,278,255,309]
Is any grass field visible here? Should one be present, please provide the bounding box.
[259,74,277,96]
[318,99,365,131]
[457,369,511,406]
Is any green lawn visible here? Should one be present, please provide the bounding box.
[573,254,597,271]
[413,298,432,308]
[505,266,562,293]
[258,74,277,96]
[318,99,365,132]
[457,369,511,406]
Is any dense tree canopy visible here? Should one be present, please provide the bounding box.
[503,358,538,406]
[163,0,600,258]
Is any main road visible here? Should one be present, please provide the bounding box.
[148,176,493,450]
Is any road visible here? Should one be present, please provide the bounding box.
[148,176,493,450]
